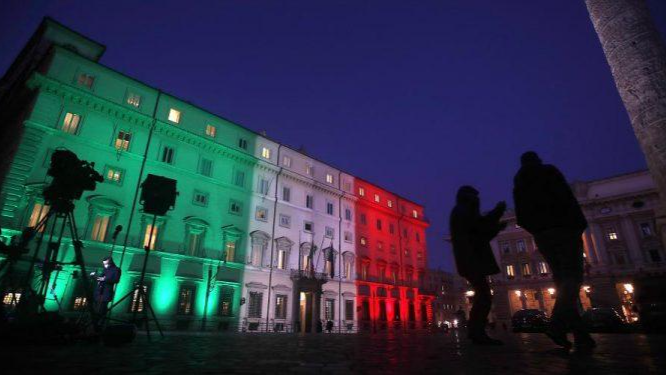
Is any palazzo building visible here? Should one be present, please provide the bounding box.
[0,18,433,332]
[484,170,666,324]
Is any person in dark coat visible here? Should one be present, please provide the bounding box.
[450,186,506,345]
[513,151,595,351]
[93,256,121,326]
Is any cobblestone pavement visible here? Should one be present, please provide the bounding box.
[3,330,665,374]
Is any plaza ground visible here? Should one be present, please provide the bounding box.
[2,330,664,374]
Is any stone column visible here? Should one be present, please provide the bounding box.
[620,216,642,264]
[582,229,600,264]
[585,0,666,249]
[590,223,610,266]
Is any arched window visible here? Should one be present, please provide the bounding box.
[275,237,294,270]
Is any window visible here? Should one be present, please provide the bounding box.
[377,241,384,251]
[390,244,397,254]
[28,203,50,230]
[361,263,369,280]
[258,178,270,195]
[358,187,365,196]
[114,131,132,151]
[417,251,423,260]
[389,223,395,234]
[62,112,81,134]
[403,228,408,237]
[219,287,234,316]
[648,249,662,263]
[205,124,216,137]
[177,286,195,315]
[275,295,288,319]
[521,263,532,277]
[501,242,511,254]
[306,164,314,176]
[277,249,288,269]
[640,223,653,237]
[306,195,313,209]
[343,181,351,191]
[412,210,418,218]
[516,239,526,252]
[374,194,380,203]
[387,200,393,208]
[325,251,334,276]
[168,108,181,123]
[224,241,236,262]
[72,295,88,311]
[282,156,292,167]
[199,158,213,177]
[344,256,353,279]
[186,230,203,257]
[248,291,263,318]
[234,170,245,187]
[404,248,410,257]
[143,224,158,250]
[229,200,242,215]
[261,147,271,159]
[538,261,548,275]
[376,219,382,231]
[345,208,352,221]
[360,236,367,247]
[77,73,95,88]
[360,214,367,225]
[193,190,209,207]
[238,138,248,149]
[255,206,268,222]
[90,215,110,242]
[345,300,354,320]
[606,227,619,241]
[105,166,124,185]
[126,92,141,107]
[325,227,335,238]
[326,202,334,215]
[161,146,175,164]
[282,186,291,202]
[416,232,421,242]
[325,299,335,321]
[344,231,352,243]
[129,284,149,312]
[279,214,291,228]
[304,221,313,233]
[326,174,334,184]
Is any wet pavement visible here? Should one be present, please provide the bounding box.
[3,330,664,374]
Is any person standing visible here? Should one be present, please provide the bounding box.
[93,256,121,329]
[513,151,595,351]
[450,186,506,345]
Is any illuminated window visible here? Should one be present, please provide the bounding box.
[255,206,268,222]
[219,287,234,316]
[161,146,175,164]
[282,155,292,167]
[521,263,532,277]
[168,108,181,123]
[538,261,548,275]
[412,210,418,218]
[606,227,619,241]
[277,249,288,270]
[205,124,216,137]
[506,265,515,278]
[177,286,195,315]
[326,174,334,184]
[72,296,88,311]
[238,138,248,149]
[229,200,242,215]
[261,147,271,159]
[387,200,393,208]
[186,231,202,257]
[90,215,110,242]
[28,203,50,231]
[192,190,209,207]
[224,241,236,262]
[114,131,132,151]
[77,73,95,88]
[358,187,365,196]
[129,284,148,312]
[62,112,81,134]
[360,236,367,246]
[105,166,124,185]
[279,214,291,228]
[306,164,314,176]
[306,195,313,209]
[275,294,288,319]
[374,194,380,203]
[248,291,263,318]
[126,92,141,107]
[2,290,21,306]
[143,224,158,250]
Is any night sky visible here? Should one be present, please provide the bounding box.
[2,1,665,273]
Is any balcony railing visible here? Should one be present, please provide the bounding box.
[290,269,330,282]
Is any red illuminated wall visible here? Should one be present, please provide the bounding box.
[353,179,433,330]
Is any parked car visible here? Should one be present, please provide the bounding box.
[511,309,549,332]
[582,308,626,333]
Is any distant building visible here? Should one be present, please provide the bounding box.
[424,269,464,327]
[484,170,665,323]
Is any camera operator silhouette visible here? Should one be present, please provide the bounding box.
[513,151,595,351]
[92,256,121,329]
[450,186,506,345]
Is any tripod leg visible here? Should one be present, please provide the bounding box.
[142,288,164,338]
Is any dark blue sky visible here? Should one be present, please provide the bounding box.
[2,1,665,272]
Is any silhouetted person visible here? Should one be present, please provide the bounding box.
[92,256,121,330]
[513,151,595,351]
[450,186,506,345]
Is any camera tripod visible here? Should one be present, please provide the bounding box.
[7,197,100,331]
[106,213,163,339]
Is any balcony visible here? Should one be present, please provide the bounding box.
[290,269,329,282]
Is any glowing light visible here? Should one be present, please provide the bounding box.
[583,285,591,293]
[547,288,555,295]
[514,290,522,297]
[465,290,475,297]
[623,283,634,294]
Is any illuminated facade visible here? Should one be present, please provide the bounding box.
[487,170,665,324]
[0,18,432,332]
